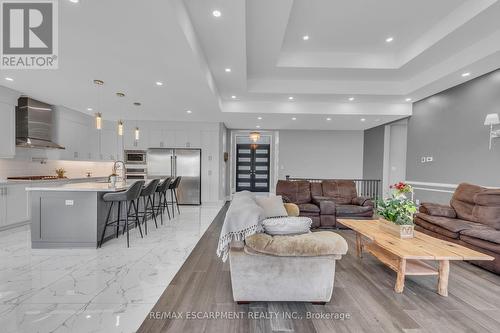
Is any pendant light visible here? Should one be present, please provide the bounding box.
[118,120,124,136]
[249,131,261,143]
[134,127,140,140]
[95,112,102,130]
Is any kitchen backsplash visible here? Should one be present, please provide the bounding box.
[0,152,114,180]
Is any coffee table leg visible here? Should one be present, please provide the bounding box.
[395,259,406,293]
[438,260,450,297]
[355,232,363,258]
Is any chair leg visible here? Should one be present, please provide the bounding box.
[164,191,171,219]
[99,202,114,248]
[149,196,158,228]
[170,189,175,218]
[125,202,130,248]
[142,196,148,235]
[133,200,143,238]
[116,201,122,238]
[174,189,180,214]
[158,193,164,225]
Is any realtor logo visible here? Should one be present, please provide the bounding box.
[1,0,58,69]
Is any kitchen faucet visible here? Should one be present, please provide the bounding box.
[113,160,126,182]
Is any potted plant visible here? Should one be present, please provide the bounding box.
[377,182,417,239]
[55,168,66,179]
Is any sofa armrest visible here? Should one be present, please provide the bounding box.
[318,200,336,216]
[351,196,373,207]
[419,203,457,218]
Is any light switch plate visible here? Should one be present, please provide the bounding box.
[421,157,426,163]
[65,200,74,206]
[426,156,433,162]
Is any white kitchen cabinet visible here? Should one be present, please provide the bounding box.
[5,185,30,225]
[149,129,165,148]
[100,129,118,161]
[174,130,189,148]
[0,184,30,229]
[0,102,16,158]
[123,127,147,150]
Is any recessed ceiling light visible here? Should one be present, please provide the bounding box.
[116,92,125,97]
[155,81,163,86]
[292,117,297,120]
[257,116,262,120]
[256,125,261,129]
[360,118,366,122]
[186,110,192,114]
[302,35,309,41]
[231,95,236,99]
[385,37,394,43]
[212,10,221,17]
[462,72,471,77]
[133,102,141,106]
[225,68,231,73]
[348,97,355,101]
[326,117,332,121]
[87,107,93,111]
[5,77,13,81]
[288,96,294,100]
[69,0,79,3]
[405,98,412,102]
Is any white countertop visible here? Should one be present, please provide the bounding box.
[27,180,149,192]
[0,177,107,186]
[27,181,128,192]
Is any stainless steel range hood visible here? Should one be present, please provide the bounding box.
[16,97,65,150]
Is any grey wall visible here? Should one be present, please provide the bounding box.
[278,130,364,179]
[406,69,500,201]
[363,125,385,180]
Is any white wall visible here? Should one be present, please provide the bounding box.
[277,130,364,179]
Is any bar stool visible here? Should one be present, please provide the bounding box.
[99,180,144,248]
[154,177,172,225]
[138,179,160,235]
[168,176,182,217]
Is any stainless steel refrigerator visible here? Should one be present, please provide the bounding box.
[147,148,201,205]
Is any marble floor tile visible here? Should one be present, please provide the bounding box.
[0,203,223,332]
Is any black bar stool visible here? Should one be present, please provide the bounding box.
[138,179,160,235]
[168,176,182,217]
[154,177,172,225]
[99,180,144,248]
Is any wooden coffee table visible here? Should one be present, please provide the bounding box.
[337,219,494,296]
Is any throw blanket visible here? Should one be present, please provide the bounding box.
[217,191,264,262]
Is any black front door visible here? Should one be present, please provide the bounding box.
[236,144,270,192]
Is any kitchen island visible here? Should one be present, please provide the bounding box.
[28,181,141,249]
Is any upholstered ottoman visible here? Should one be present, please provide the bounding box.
[229,231,348,304]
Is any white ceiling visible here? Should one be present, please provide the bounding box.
[1,0,500,130]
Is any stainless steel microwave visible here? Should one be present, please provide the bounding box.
[124,150,147,164]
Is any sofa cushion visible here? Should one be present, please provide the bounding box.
[414,216,460,239]
[460,235,500,255]
[419,203,457,218]
[336,204,373,217]
[460,227,500,246]
[450,183,483,222]
[245,231,348,257]
[321,180,357,204]
[262,217,312,236]
[255,196,288,218]
[414,213,480,234]
[276,180,311,204]
[310,182,323,197]
[298,203,320,214]
[284,203,300,217]
[473,189,500,230]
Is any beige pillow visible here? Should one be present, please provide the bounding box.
[255,195,288,218]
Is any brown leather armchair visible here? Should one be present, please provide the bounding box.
[276,179,374,228]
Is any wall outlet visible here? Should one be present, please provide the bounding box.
[426,156,433,162]
[65,200,74,206]
[421,157,426,163]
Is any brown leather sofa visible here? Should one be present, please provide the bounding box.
[276,179,374,228]
[414,183,500,274]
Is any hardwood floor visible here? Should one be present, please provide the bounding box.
[138,204,500,333]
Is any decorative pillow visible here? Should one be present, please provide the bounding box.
[262,216,312,236]
[255,195,288,218]
[284,203,300,217]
